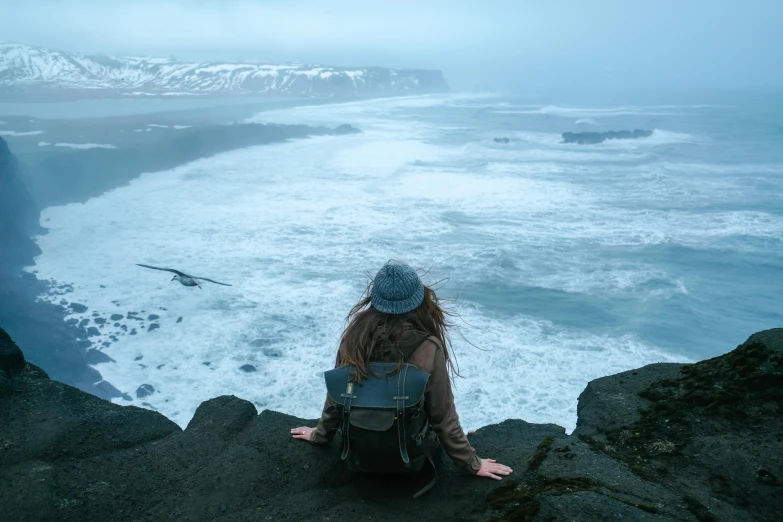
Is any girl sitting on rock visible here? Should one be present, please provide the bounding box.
[291,260,512,484]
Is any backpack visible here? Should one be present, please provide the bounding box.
[324,355,437,497]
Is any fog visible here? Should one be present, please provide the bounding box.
[1,0,781,92]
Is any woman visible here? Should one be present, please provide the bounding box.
[291,260,512,481]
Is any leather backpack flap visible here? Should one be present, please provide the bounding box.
[348,409,396,431]
[323,363,430,409]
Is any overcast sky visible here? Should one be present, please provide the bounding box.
[1,0,781,92]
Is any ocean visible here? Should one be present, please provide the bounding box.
[25,91,783,432]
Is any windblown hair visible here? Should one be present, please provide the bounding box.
[339,278,458,383]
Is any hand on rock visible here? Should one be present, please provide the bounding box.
[476,458,513,480]
[291,426,315,442]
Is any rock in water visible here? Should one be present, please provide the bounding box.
[148,323,160,332]
[69,302,88,313]
[239,364,256,373]
[86,349,115,364]
[136,384,155,398]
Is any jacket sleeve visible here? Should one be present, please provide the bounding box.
[310,346,343,444]
[425,344,482,474]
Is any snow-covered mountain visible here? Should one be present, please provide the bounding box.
[0,43,449,99]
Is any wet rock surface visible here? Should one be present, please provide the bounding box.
[0,327,781,521]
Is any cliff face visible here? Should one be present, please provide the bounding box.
[1,326,780,521]
[0,136,40,274]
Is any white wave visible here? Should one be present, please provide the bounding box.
[28,95,772,435]
[37,142,117,149]
[147,124,169,128]
[496,105,683,118]
[0,130,44,136]
[575,118,599,126]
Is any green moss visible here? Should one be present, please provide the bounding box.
[527,437,555,471]
[485,477,595,522]
[577,434,604,452]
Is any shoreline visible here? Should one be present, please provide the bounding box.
[0,100,360,400]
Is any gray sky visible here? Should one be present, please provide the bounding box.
[1,0,781,92]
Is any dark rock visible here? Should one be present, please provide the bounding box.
[0,326,781,522]
[574,362,684,436]
[332,124,360,135]
[176,317,183,323]
[147,314,159,321]
[0,370,13,398]
[120,325,128,332]
[110,314,124,321]
[65,318,79,326]
[262,347,282,358]
[134,355,143,361]
[68,302,88,313]
[239,364,256,373]
[86,327,101,337]
[136,384,155,398]
[129,328,137,335]
[202,361,210,366]
[94,317,106,325]
[0,137,42,275]
[0,328,25,372]
[113,322,120,327]
[78,319,90,328]
[493,137,511,143]
[185,395,257,438]
[147,323,160,332]
[156,364,165,369]
[562,129,653,145]
[86,349,115,364]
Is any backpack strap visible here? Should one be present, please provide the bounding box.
[339,381,358,461]
[412,444,438,499]
[395,363,410,464]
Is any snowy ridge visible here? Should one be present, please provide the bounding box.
[0,43,449,98]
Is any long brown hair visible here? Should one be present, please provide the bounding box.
[339,275,459,383]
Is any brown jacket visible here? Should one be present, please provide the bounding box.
[310,337,482,474]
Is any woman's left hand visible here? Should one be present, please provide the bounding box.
[291,426,315,442]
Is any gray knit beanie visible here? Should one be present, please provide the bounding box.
[370,260,425,315]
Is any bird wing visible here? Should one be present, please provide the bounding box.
[136,264,188,277]
[192,276,232,286]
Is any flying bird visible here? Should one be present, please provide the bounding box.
[136,264,232,288]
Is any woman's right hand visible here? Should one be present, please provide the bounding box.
[476,458,513,480]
